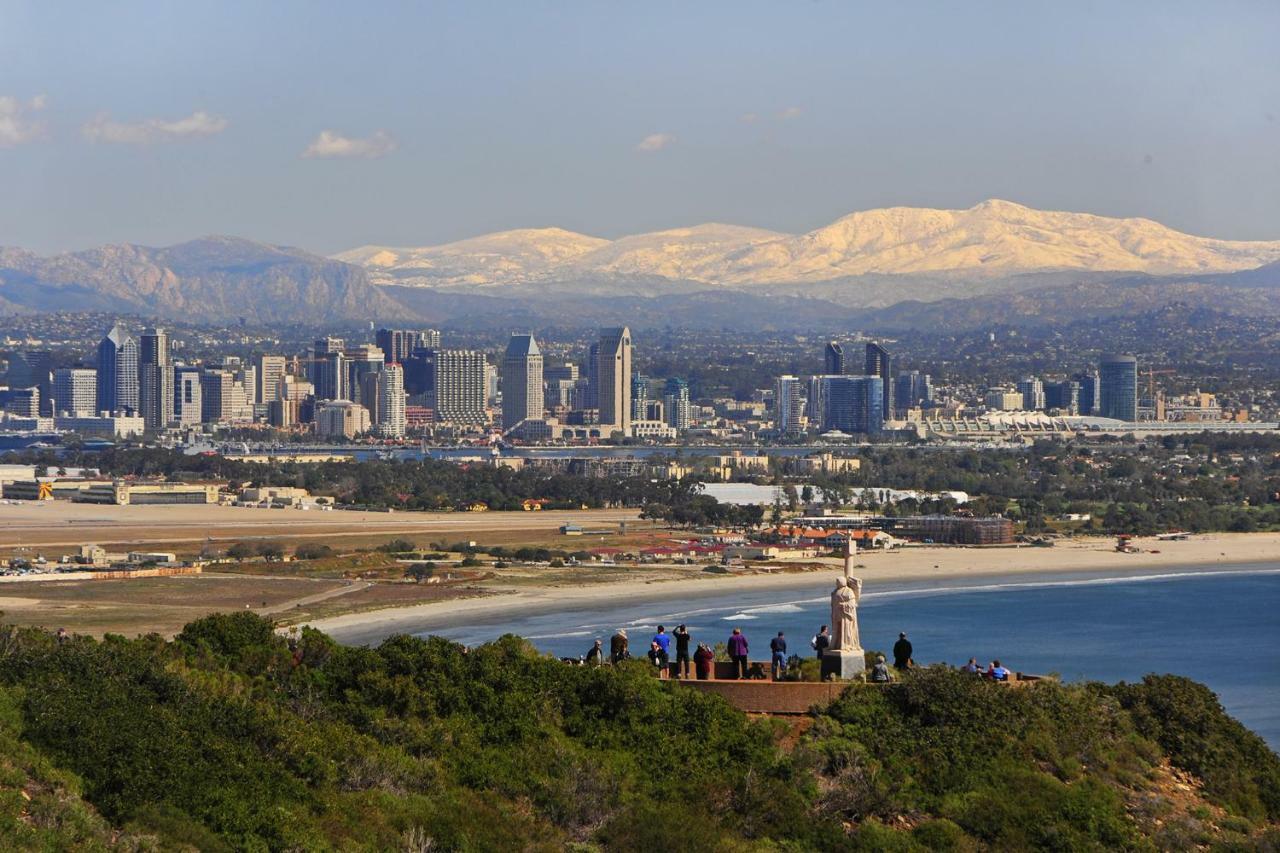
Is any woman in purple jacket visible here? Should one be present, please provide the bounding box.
[727,627,749,679]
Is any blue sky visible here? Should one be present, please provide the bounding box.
[1,1,1278,254]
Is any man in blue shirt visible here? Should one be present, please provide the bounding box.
[987,659,1010,681]
[652,625,671,659]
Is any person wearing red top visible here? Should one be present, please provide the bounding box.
[693,643,715,680]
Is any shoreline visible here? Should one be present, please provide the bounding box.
[302,532,1280,645]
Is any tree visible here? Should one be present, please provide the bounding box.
[404,562,436,583]
[226,542,255,561]
[294,543,333,561]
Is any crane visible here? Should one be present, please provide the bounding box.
[1142,368,1175,399]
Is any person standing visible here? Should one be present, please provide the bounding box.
[727,627,749,679]
[673,624,692,678]
[652,625,671,659]
[694,643,715,680]
[770,631,788,680]
[870,654,892,683]
[610,629,629,664]
[893,632,913,670]
[811,625,831,659]
[585,639,604,665]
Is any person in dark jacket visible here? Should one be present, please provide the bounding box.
[585,639,604,665]
[893,632,913,670]
[811,625,830,659]
[694,643,715,680]
[673,624,692,678]
[770,631,788,680]
[727,628,749,679]
[647,640,668,672]
[610,629,629,663]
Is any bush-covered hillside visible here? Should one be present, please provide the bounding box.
[0,615,1275,851]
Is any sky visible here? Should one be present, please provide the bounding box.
[1,1,1278,255]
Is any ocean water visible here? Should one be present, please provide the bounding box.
[416,567,1280,749]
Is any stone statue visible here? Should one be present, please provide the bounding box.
[830,575,863,651]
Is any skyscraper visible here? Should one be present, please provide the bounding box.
[200,369,234,424]
[174,366,203,424]
[96,324,139,415]
[1017,376,1046,412]
[501,333,544,431]
[254,354,286,404]
[864,342,894,424]
[1044,380,1081,415]
[430,349,488,426]
[596,327,632,433]
[8,350,54,415]
[1074,371,1100,416]
[53,368,97,416]
[311,338,345,401]
[821,376,884,435]
[345,345,385,407]
[775,375,806,435]
[894,370,933,411]
[823,341,845,376]
[663,377,691,431]
[583,342,600,410]
[1099,355,1138,422]
[139,328,174,429]
[376,362,406,437]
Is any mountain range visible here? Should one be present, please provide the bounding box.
[3,200,1279,329]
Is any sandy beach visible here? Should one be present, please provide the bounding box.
[303,532,1280,644]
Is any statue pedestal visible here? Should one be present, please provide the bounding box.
[821,648,866,681]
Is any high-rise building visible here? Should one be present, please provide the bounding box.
[864,342,894,425]
[345,345,384,407]
[315,400,370,438]
[894,370,933,411]
[821,376,884,435]
[1074,371,1100,416]
[1017,376,1046,412]
[8,350,54,415]
[139,328,174,429]
[501,334,543,431]
[775,375,806,435]
[663,377,691,431]
[200,369,234,423]
[596,327,632,433]
[1,387,40,417]
[311,338,345,401]
[430,349,488,426]
[174,366,203,424]
[370,362,406,437]
[53,368,97,416]
[583,342,600,410]
[96,324,139,415]
[823,341,846,376]
[1043,380,1081,415]
[545,364,578,383]
[630,374,650,416]
[254,354,286,404]
[1099,355,1138,422]
[418,329,442,350]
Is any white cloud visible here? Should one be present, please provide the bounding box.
[302,129,397,159]
[0,94,48,147]
[635,132,676,152]
[777,106,803,120]
[82,110,228,144]
[740,112,759,123]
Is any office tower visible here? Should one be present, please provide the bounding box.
[367,362,406,437]
[375,329,410,364]
[894,370,933,411]
[864,342,894,424]
[1044,380,1081,415]
[1099,355,1138,422]
[402,347,436,397]
[821,376,884,435]
[53,368,97,416]
[545,363,578,383]
[596,327,632,432]
[430,349,488,426]
[1,387,39,417]
[583,342,600,410]
[823,341,846,376]
[200,369,234,423]
[501,334,543,431]
[1017,376,1046,412]
[345,345,384,406]
[138,328,174,429]
[775,375,806,435]
[174,366,203,424]
[1074,371,1100,416]
[663,377,691,431]
[311,338,345,400]
[8,350,54,415]
[315,400,371,438]
[254,354,286,404]
[96,324,139,415]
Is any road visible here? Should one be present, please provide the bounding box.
[0,502,642,549]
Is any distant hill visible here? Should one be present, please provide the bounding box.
[338,200,1280,295]
[0,236,404,323]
